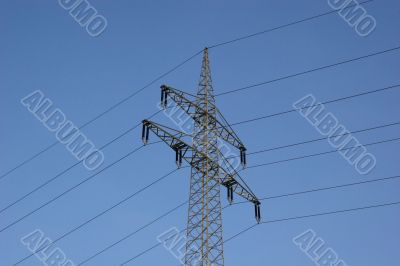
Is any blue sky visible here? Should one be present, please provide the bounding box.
[1,0,399,265]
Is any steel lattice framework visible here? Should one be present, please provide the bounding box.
[141,48,261,266]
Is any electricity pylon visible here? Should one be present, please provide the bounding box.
[141,48,261,266]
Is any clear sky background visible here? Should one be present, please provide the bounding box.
[1,0,399,265]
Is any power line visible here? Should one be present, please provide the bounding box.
[0,142,60,181]
[120,242,166,266]
[245,136,400,170]
[114,22,400,265]
[77,201,187,266]
[222,120,400,163]
[8,78,395,216]
[0,88,400,221]
[0,51,203,181]
[229,84,400,126]
[0,0,378,181]
[208,0,374,48]
[4,39,396,209]
[0,110,163,215]
[216,46,400,97]
[5,2,396,262]
[74,172,400,265]
[244,121,400,157]
[4,80,398,215]
[227,201,400,243]
[262,201,400,224]
[10,127,400,264]
[12,168,184,266]
[0,142,161,234]
[5,122,397,233]
[11,134,400,263]
[229,174,400,207]
[120,200,400,265]
[7,22,400,266]
[6,79,393,218]
[119,86,400,263]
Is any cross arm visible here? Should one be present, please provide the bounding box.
[142,119,261,209]
[160,85,247,163]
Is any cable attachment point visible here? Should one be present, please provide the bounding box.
[224,179,237,204]
[254,203,261,223]
[175,148,183,168]
[227,186,233,204]
[172,143,185,168]
[240,146,247,168]
[160,85,168,109]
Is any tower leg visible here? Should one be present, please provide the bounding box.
[185,165,224,265]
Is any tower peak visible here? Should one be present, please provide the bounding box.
[197,48,214,100]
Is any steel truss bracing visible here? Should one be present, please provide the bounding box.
[141,48,260,266]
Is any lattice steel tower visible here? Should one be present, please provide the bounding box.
[142,48,261,266]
